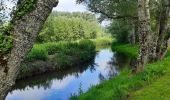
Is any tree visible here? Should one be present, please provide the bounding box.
[0,0,58,99]
[136,0,152,71]
[78,0,170,71]
[77,0,138,44]
[37,13,104,42]
[136,0,170,71]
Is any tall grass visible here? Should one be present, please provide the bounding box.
[111,42,139,58]
[26,45,48,61]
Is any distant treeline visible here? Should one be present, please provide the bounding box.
[37,11,107,43]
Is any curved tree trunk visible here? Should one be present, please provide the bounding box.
[0,0,58,99]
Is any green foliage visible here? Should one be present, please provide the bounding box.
[13,0,37,21]
[37,12,106,42]
[0,0,38,55]
[111,42,139,58]
[52,11,97,22]
[107,20,133,43]
[76,44,170,100]
[26,45,48,61]
[26,40,95,68]
[19,40,96,78]
[0,34,13,54]
[91,37,113,46]
[0,25,13,54]
[51,40,95,68]
[77,0,137,22]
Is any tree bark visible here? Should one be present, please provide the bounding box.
[148,0,170,61]
[0,0,58,99]
[129,25,136,45]
[155,0,170,59]
[136,0,170,72]
[136,0,152,72]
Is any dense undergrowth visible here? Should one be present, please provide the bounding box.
[18,39,96,79]
[72,43,170,100]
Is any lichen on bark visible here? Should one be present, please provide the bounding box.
[0,0,59,99]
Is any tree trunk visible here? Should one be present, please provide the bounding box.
[155,0,170,59]
[0,0,58,99]
[129,25,136,45]
[148,0,170,61]
[136,0,152,72]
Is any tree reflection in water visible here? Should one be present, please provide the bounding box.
[6,48,134,100]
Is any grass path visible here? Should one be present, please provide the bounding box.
[131,72,170,100]
[131,46,170,100]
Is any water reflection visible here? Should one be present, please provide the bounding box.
[110,52,136,70]
[6,48,134,100]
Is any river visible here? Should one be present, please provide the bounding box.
[5,48,134,100]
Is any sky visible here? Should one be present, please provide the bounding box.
[5,0,109,26]
[53,0,87,12]
[5,0,87,12]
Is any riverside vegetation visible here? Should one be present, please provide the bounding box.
[18,39,96,79]
[1,0,170,99]
[13,12,111,79]
[71,43,170,100]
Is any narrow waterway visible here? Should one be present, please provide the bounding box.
[5,48,134,100]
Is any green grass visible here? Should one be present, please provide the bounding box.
[26,44,48,61]
[111,42,139,58]
[130,46,170,100]
[26,40,95,62]
[73,44,170,100]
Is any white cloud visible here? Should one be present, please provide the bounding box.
[53,0,87,12]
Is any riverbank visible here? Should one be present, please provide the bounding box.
[6,47,119,100]
[73,43,170,100]
[18,40,96,79]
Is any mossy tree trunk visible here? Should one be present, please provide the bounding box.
[137,0,170,72]
[137,0,152,72]
[0,0,58,99]
[154,0,170,60]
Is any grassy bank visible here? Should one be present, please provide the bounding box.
[18,40,96,79]
[111,42,138,58]
[73,43,170,100]
[91,37,114,46]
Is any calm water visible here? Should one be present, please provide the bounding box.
[6,48,134,100]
